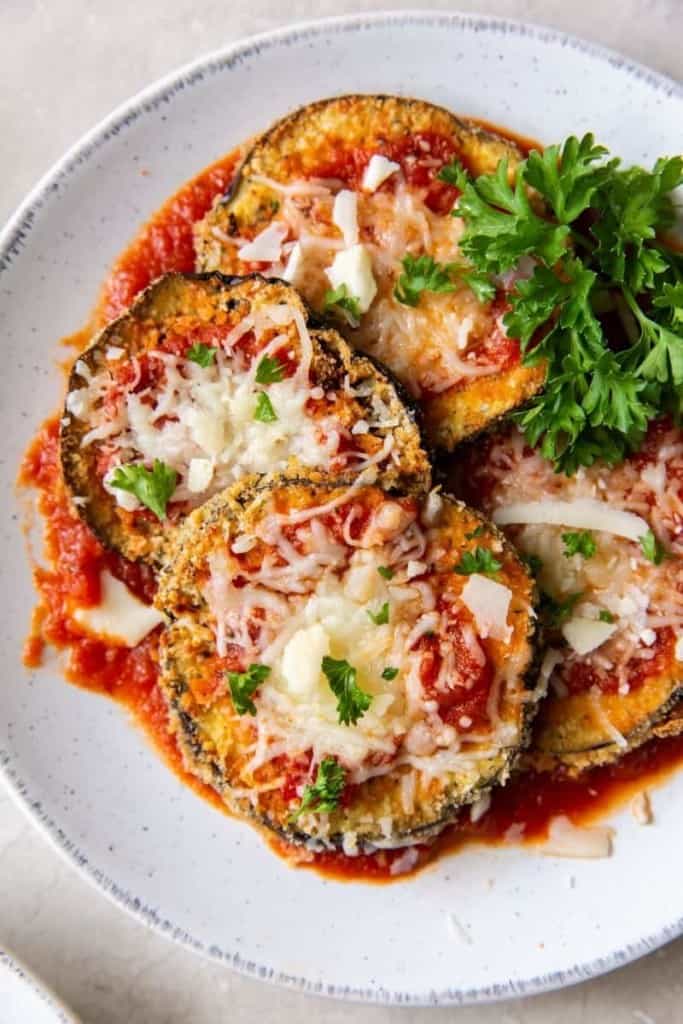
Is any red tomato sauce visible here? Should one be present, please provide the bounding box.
[18,131,683,885]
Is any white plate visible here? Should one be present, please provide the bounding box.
[1,11,682,1007]
[0,949,81,1024]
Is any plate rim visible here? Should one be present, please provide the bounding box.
[0,946,82,1023]
[2,8,682,1006]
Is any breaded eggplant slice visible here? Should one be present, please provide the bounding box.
[155,475,538,851]
[194,95,546,449]
[452,420,683,775]
[60,272,430,564]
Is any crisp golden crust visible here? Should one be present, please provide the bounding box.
[155,475,539,850]
[525,654,683,775]
[194,95,545,448]
[60,272,430,564]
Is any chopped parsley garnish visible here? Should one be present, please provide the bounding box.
[110,460,177,520]
[186,343,216,367]
[454,547,502,576]
[367,601,390,625]
[639,529,668,565]
[437,159,468,190]
[291,757,346,820]
[599,609,615,623]
[541,591,584,626]
[377,565,394,580]
[450,136,683,473]
[227,663,271,716]
[254,391,278,422]
[381,666,399,681]
[255,354,286,384]
[321,656,372,726]
[394,254,456,307]
[562,530,597,559]
[323,284,362,325]
[521,553,543,575]
[465,524,487,540]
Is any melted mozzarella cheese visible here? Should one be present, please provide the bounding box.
[73,571,163,646]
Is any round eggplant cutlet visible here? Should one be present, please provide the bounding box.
[194,94,546,450]
[155,475,539,851]
[60,272,430,564]
[453,421,683,774]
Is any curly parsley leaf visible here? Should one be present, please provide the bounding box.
[394,254,457,306]
[110,460,177,520]
[321,656,372,726]
[367,602,390,626]
[186,343,216,367]
[592,157,683,290]
[254,391,278,423]
[291,757,346,820]
[525,134,617,224]
[454,157,570,275]
[454,547,503,576]
[437,159,468,189]
[255,354,286,384]
[450,137,683,473]
[639,529,668,565]
[562,531,596,559]
[324,284,362,325]
[227,663,271,716]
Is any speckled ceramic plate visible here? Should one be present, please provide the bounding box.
[1,11,682,1007]
[0,949,81,1024]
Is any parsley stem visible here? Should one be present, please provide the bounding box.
[621,284,652,332]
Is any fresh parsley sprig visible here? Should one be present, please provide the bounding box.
[321,656,372,726]
[562,531,596,559]
[110,460,177,520]
[639,529,669,565]
[324,284,362,325]
[291,757,346,820]
[366,602,390,626]
[454,547,502,576]
[187,343,216,367]
[227,663,271,716]
[254,391,278,423]
[450,136,683,473]
[255,354,286,384]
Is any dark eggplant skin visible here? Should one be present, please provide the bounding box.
[155,473,540,852]
[194,94,547,450]
[523,682,683,776]
[60,271,431,565]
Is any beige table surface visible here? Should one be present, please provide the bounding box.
[1,2,682,1022]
